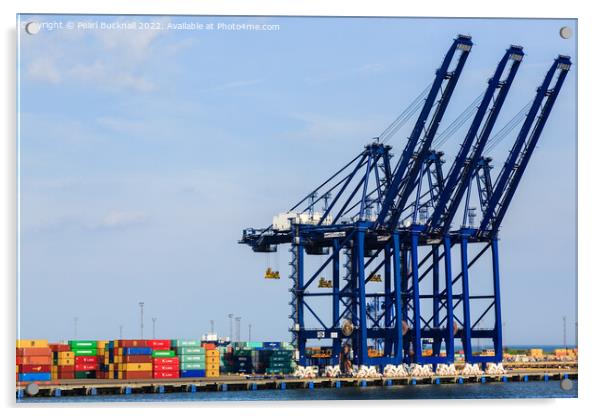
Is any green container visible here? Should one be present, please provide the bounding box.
[268,361,293,369]
[171,340,200,347]
[266,367,294,374]
[178,347,205,355]
[246,342,263,349]
[69,340,98,349]
[180,355,203,363]
[270,357,293,364]
[73,348,98,356]
[180,362,205,370]
[75,370,96,379]
[233,348,253,356]
[152,350,175,358]
[270,350,294,358]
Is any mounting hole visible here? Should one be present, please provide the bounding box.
[560,378,573,390]
[559,26,572,39]
[25,21,41,35]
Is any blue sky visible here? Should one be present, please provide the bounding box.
[17,15,576,345]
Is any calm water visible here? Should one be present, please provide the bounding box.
[18,381,577,403]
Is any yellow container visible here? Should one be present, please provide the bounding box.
[58,358,74,366]
[16,339,49,348]
[97,341,109,349]
[119,363,153,372]
[205,350,219,358]
[205,356,220,365]
[58,351,75,359]
[206,369,220,378]
[114,355,122,363]
[206,363,219,371]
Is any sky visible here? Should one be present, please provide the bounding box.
[17,15,577,345]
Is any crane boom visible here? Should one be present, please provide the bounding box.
[374,34,473,229]
[428,45,524,234]
[479,55,572,235]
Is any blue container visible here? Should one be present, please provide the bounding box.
[263,342,281,349]
[19,372,52,382]
[181,369,205,378]
[123,347,153,355]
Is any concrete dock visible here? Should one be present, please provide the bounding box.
[16,363,578,399]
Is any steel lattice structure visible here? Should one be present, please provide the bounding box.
[240,34,571,368]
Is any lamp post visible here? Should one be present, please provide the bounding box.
[139,302,145,339]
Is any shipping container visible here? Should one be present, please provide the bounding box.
[180,369,205,378]
[73,349,97,357]
[152,357,179,365]
[69,340,98,349]
[172,340,201,348]
[153,371,179,379]
[19,364,51,373]
[16,347,52,356]
[147,340,171,349]
[16,340,49,348]
[122,347,153,356]
[18,372,52,382]
[152,350,175,358]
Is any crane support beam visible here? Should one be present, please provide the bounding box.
[429,45,524,234]
[479,55,572,235]
[375,34,473,229]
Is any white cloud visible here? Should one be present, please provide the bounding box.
[69,61,155,92]
[98,211,148,229]
[26,56,61,83]
[23,16,176,93]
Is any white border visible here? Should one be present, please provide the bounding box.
[2,1,599,415]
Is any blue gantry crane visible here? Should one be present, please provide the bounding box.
[239,35,571,369]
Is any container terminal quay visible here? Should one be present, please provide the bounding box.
[16,339,577,399]
[17,34,576,399]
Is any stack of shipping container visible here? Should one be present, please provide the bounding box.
[174,340,205,378]
[50,343,74,380]
[69,340,98,380]
[148,339,179,379]
[17,339,296,381]
[115,341,153,380]
[204,343,220,378]
[16,340,52,382]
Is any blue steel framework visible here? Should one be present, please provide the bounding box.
[240,35,571,368]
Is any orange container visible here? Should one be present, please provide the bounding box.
[16,356,52,365]
[16,347,52,356]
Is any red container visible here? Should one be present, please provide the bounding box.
[152,357,179,365]
[153,371,179,379]
[123,355,152,363]
[153,364,178,372]
[58,365,75,372]
[57,371,75,379]
[117,340,148,348]
[75,356,98,364]
[19,364,51,373]
[146,340,171,349]
[16,347,52,356]
[49,344,71,352]
[75,363,98,372]
[121,371,152,379]
[202,343,216,350]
